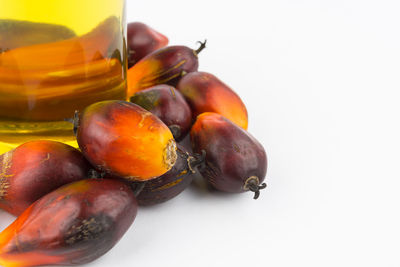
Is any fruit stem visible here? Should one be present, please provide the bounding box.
[244,176,267,200]
[88,169,106,179]
[195,40,207,55]
[187,150,206,173]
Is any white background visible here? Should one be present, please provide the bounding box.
[2,0,400,266]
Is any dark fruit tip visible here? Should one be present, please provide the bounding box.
[169,125,182,140]
[252,183,267,200]
[195,39,207,55]
[244,176,267,200]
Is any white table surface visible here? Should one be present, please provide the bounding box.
[1,0,400,266]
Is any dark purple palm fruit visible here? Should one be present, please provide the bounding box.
[190,112,267,199]
[130,85,192,140]
[130,144,205,206]
[127,22,169,67]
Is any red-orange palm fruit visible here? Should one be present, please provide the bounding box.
[127,22,169,67]
[77,100,177,181]
[127,41,206,97]
[177,72,248,130]
[0,179,137,267]
[130,85,192,140]
[191,113,267,199]
[0,140,91,216]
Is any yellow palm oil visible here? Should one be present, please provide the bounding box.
[0,0,127,153]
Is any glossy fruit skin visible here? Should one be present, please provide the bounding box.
[127,44,204,97]
[77,100,177,181]
[177,71,248,130]
[0,140,91,216]
[130,145,197,206]
[130,85,192,140]
[190,113,267,196]
[0,179,137,267]
[127,22,169,68]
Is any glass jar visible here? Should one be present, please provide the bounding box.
[0,0,127,153]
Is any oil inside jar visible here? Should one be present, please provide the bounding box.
[0,17,127,153]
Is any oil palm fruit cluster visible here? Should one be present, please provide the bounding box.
[0,22,267,266]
